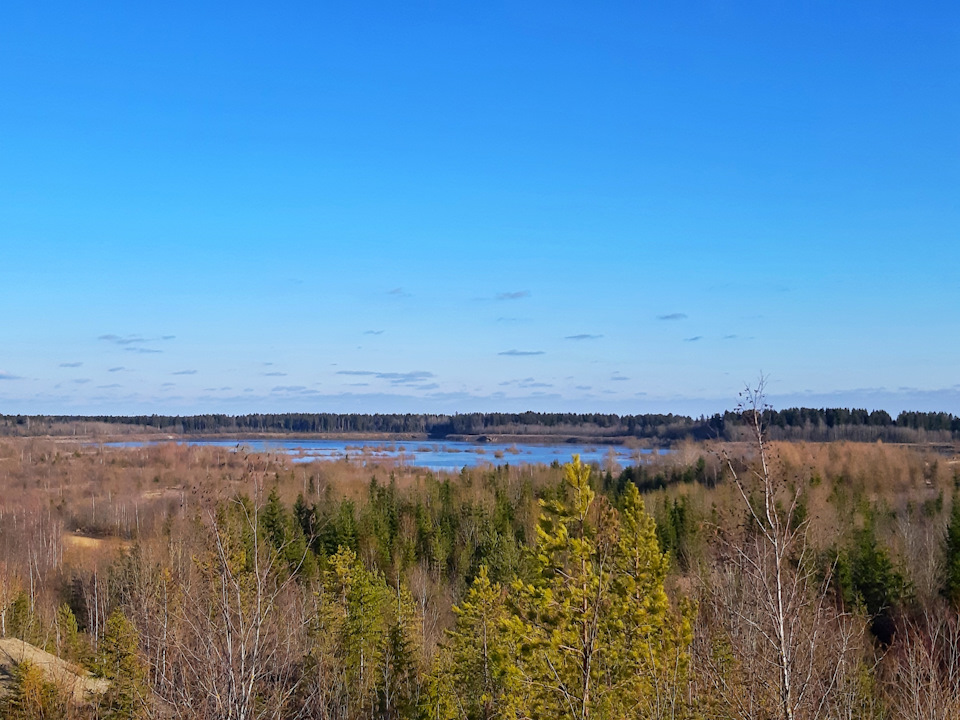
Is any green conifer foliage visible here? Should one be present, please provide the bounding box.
[8,591,37,643]
[96,609,148,720]
[55,603,88,667]
[610,483,693,715]
[436,565,515,720]
[319,547,390,715]
[944,492,960,606]
[836,518,907,644]
[504,456,690,720]
[378,581,423,720]
[260,487,317,580]
[0,659,68,720]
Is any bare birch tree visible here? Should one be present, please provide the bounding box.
[704,378,860,720]
[885,603,960,720]
[155,496,307,720]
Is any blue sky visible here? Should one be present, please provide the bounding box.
[1,1,958,416]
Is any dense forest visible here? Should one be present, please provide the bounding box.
[1,408,960,719]
[3,407,960,443]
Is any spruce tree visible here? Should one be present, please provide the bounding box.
[55,602,88,666]
[8,591,35,643]
[378,582,422,720]
[96,609,148,720]
[944,492,960,606]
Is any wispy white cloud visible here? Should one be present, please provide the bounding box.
[99,333,174,350]
[377,371,434,384]
[501,377,552,389]
[336,370,435,386]
[99,334,146,345]
[496,290,530,300]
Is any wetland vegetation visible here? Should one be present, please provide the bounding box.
[2,406,960,718]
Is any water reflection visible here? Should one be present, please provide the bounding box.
[105,438,668,471]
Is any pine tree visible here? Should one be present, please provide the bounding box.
[609,483,692,717]
[0,659,67,720]
[96,609,148,720]
[321,547,390,716]
[435,565,514,720]
[503,456,689,720]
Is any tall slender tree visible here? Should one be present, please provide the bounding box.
[712,379,858,720]
[944,492,960,607]
[434,565,514,720]
[504,456,689,719]
[96,609,148,720]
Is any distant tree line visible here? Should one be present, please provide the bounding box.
[1,407,959,441]
[0,412,696,438]
[716,407,960,443]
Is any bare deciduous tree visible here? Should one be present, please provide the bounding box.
[155,497,307,720]
[705,378,860,720]
[885,603,960,720]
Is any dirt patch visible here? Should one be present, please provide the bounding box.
[141,486,183,500]
[0,638,109,702]
[63,533,132,559]
[64,534,107,550]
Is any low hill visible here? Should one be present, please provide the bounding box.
[0,638,108,703]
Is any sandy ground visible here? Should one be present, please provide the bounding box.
[63,533,132,553]
[0,637,109,702]
[63,534,106,550]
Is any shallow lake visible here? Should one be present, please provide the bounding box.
[105,438,667,471]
